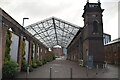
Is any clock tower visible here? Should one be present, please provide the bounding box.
[82,1,105,68]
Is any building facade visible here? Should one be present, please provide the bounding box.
[104,38,120,64]
[67,1,105,68]
[51,48,64,57]
[0,8,49,71]
[103,33,111,45]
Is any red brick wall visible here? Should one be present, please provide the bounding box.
[52,48,63,57]
[104,41,120,64]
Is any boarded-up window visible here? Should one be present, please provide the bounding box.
[93,21,99,33]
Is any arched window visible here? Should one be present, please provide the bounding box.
[93,21,99,33]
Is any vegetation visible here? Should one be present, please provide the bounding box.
[29,65,34,72]
[3,30,18,78]
[21,40,27,72]
[21,64,27,72]
[43,59,47,64]
[21,64,33,72]
[32,63,37,68]
[36,44,38,61]
[4,30,12,64]
[46,51,55,62]
[21,40,34,72]
[36,60,43,66]
[3,30,55,77]
[30,42,37,68]
[3,60,18,78]
[31,42,34,65]
[30,43,55,69]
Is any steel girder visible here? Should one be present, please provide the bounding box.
[25,17,82,48]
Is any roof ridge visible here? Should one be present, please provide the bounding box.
[25,16,82,29]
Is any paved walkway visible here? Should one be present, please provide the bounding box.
[16,60,119,78]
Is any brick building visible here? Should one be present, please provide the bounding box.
[104,38,120,64]
[103,33,111,45]
[0,1,114,79]
[67,1,105,68]
[51,48,64,57]
[0,8,49,71]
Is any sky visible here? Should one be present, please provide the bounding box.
[0,0,119,40]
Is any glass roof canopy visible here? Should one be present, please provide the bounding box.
[25,17,82,48]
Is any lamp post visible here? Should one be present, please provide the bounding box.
[22,17,29,78]
[22,18,29,26]
[87,0,89,3]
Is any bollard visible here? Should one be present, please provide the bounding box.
[86,66,88,77]
[27,67,30,75]
[96,64,98,75]
[105,63,106,68]
[105,62,108,72]
[103,64,105,69]
[106,62,108,68]
[96,64,98,69]
[50,67,52,79]
[26,66,30,78]
[70,68,72,79]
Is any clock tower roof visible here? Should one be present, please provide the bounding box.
[82,2,104,18]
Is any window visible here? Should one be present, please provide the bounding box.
[93,21,99,34]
